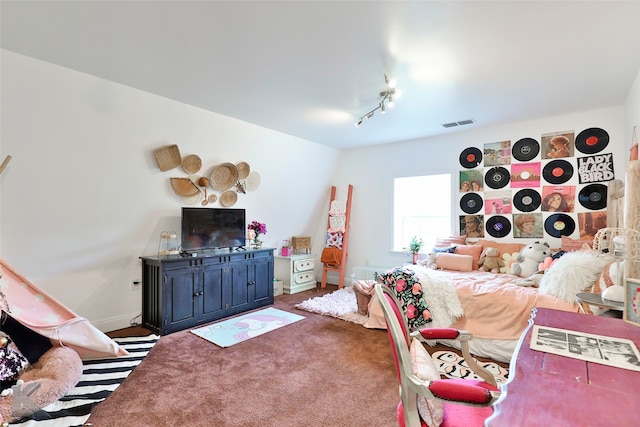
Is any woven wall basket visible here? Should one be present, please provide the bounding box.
[182,154,202,174]
[170,177,200,197]
[211,162,239,191]
[154,144,182,171]
[220,190,238,207]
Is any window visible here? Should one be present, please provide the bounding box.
[393,174,452,252]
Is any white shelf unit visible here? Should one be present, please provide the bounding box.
[274,254,316,294]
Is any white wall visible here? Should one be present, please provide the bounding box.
[0,50,340,331]
[626,67,640,149]
[335,107,628,275]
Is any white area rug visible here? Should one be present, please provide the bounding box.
[295,287,368,325]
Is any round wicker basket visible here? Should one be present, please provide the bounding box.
[210,162,239,191]
[236,162,251,180]
[220,190,238,207]
[182,155,202,174]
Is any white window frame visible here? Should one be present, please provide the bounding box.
[393,174,452,253]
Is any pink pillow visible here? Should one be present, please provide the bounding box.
[435,253,473,272]
[454,244,484,270]
[561,236,593,252]
[433,235,467,247]
[410,339,444,426]
[476,239,525,258]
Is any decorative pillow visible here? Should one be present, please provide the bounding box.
[1,311,53,365]
[378,268,433,329]
[409,338,444,427]
[433,235,467,247]
[476,239,525,258]
[454,244,484,270]
[538,251,612,304]
[0,338,29,390]
[435,253,473,272]
[500,251,520,274]
[561,236,594,252]
[432,246,456,254]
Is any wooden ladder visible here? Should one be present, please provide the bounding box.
[321,184,353,289]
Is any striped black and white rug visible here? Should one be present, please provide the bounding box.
[11,334,159,427]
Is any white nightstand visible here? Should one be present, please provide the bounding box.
[274,254,316,294]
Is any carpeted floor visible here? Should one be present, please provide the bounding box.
[93,284,507,426]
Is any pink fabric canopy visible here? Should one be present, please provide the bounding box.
[0,259,128,359]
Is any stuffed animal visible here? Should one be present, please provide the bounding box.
[421,252,437,270]
[477,247,505,273]
[511,241,552,278]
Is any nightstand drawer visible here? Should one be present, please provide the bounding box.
[294,271,315,285]
[293,258,314,272]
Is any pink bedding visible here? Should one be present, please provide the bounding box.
[436,270,580,340]
[0,259,128,359]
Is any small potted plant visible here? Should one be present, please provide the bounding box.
[408,236,424,264]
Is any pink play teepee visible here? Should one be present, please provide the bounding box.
[0,259,127,359]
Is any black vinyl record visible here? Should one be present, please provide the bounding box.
[575,128,609,154]
[542,159,574,184]
[578,184,607,210]
[486,215,511,238]
[459,147,483,169]
[544,214,575,238]
[484,167,510,189]
[460,193,483,214]
[513,189,542,212]
[512,138,540,162]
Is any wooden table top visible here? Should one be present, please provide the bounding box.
[486,308,640,427]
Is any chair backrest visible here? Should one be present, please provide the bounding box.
[374,283,419,389]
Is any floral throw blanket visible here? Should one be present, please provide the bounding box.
[378,266,463,330]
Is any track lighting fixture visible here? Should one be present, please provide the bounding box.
[355,74,399,127]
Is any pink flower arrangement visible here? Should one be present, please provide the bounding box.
[248,221,267,242]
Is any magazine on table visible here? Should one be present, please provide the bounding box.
[530,325,640,372]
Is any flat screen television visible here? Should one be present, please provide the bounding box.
[181,207,246,252]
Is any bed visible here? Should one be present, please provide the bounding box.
[364,237,615,363]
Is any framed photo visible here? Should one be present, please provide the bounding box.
[624,278,640,327]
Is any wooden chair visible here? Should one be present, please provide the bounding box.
[374,283,500,427]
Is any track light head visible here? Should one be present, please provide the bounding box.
[355,74,399,127]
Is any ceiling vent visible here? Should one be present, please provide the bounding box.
[442,119,475,128]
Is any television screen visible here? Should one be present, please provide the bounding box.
[181,208,246,251]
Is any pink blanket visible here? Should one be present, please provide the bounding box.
[437,270,579,340]
[0,259,128,359]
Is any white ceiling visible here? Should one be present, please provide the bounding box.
[2,1,640,150]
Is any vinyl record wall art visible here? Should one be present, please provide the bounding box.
[456,126,614,242]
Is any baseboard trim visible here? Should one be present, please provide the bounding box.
[92,312,141,333]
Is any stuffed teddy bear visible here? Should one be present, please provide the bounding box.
[511,241,552,278]
[477,247,504,273]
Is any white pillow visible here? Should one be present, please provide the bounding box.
[538,250,612,304]
[409,338,444,427]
